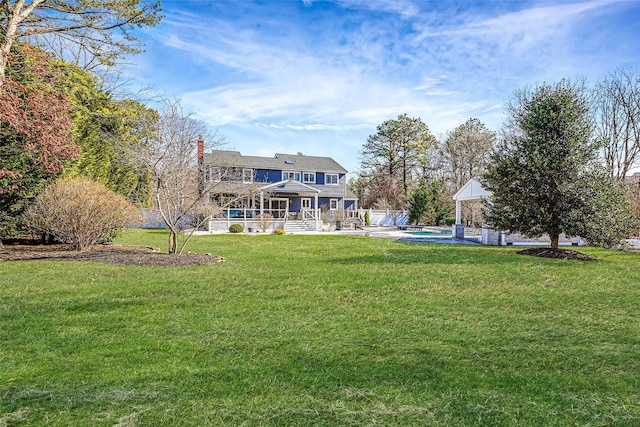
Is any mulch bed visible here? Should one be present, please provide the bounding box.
[0,243,224,267]
[517,247,596,261]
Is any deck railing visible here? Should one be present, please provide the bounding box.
[207,208,323,232]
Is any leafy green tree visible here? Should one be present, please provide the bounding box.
[408,179,452,225]
[483,80,636,249]
[0,125,62,239]
[408,184,431,225]
[429,179,454,226]
[59,63,153,205]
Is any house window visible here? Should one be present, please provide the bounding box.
[325,174,339,185]
[282,171,301,181]
[303,172,316,183]
[301,198,311,209]
[209,167,221,182]
[243,168,253,183]
[330,199,338,210]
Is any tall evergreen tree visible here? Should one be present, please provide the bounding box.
[360,114,436,207]
[483,80,636,248]
[407,179,452,226]
[59,63,153,206]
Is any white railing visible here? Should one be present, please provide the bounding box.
[301,209,322,231]
[207,208,322,232]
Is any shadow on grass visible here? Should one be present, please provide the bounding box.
[329,240,599,266]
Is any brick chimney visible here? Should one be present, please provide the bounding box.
[197,135,205,159]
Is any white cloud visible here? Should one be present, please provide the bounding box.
[129,0,640,168]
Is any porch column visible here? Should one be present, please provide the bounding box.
[315,193,320,231]
[260,191,264,215]
[455,199,462,224]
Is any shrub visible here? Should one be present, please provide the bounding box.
[445,217,456,226]
[229,224,243,233]
[364,211,371,226]
[273,228,286,235]
[25,176,145,251]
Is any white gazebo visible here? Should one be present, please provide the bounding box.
[451,178,492,239]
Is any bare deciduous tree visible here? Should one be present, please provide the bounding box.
[0,0,162,85]
[133,99,226,254]
[592,69,640,180]
[441,118,495,192]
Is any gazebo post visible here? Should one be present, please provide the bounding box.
[453,199,465,239]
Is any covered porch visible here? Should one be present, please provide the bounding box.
[207,180,323,232]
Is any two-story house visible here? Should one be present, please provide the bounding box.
[200,146,357,232]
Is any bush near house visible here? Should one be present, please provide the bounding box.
[274,228,286,235]
[229,224,244,233]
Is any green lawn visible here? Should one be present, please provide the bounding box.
[1,229,639,426]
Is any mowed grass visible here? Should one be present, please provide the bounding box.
[1,229,639,426]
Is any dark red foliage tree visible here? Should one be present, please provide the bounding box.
[1,43,77,182]
[0,43,78,240]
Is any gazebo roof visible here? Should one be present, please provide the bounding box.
[452,178,492,201]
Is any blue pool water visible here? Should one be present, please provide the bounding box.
[400,237,480,245]
[401,228,480,245]
[407,229,452,238]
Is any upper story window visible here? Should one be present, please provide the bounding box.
[282,171,301,181]
[302,172,316,184]
[243,168,253,183]
[208,166,252,182]
[208,167,221,182]
[325,174,339,185]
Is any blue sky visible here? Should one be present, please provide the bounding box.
[127,0,640,174]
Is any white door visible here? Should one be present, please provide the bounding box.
[269,198,289,218]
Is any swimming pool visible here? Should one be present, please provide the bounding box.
[407,229,452,238]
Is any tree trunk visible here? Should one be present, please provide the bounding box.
[550,233,559,249]
[168,230,177,254]
[0,0,27,88]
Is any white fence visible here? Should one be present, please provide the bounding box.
[362,209,409,226]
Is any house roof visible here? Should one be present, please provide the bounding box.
[260,179,321,194]
[344,188,358,200]
[625,172,640,185]
[452,178,492,201]
[203,150,348,174]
